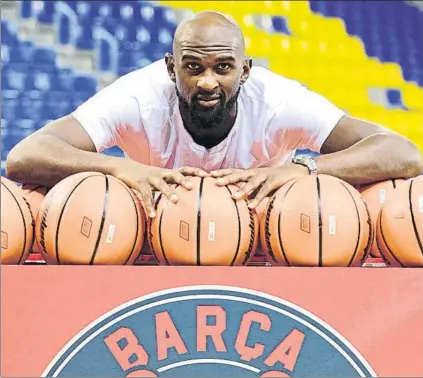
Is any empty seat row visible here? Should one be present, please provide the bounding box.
[1,67,97,93]
[309,0,423,88]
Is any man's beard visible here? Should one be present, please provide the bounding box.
[176,87,240,130]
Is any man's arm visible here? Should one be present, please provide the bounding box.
[211,115,423,207]
[316,115,423,184]
[5,115,121,187]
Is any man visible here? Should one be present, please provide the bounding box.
[6,11,423,217]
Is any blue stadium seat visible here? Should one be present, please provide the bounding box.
[9,41,35,64]
[76,21,95,50]
[40,90,72,119]
[271,16,291,35]
[20,0,33,19]
[2,129,12,161]
[48,72,69,91]
[25,72,51,91]
[386,89,406,109]
[35,1,56,24]
[1,20,18,46]
[1,67,27,91]
[72,74,97,93]
[33,47,56,66]
[3,124,34,154]
[18,97,45,122]
[1,45,10,64]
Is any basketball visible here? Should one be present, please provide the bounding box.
[21,184,49,254]
[360,179,405,257]
[1,176,34,264]
[21,184,49,218]
[35,172,146,265]
[376,176,423,267]
[261,174,372,267]
[148,176,259,265]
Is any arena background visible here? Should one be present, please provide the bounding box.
[2,0,422,174]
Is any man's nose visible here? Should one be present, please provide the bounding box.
[197,70,219,92]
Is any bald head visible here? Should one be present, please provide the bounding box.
[165,11,251,138]
[173,11,245,54]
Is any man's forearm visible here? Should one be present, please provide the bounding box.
[315,133,423,185]
[6,134,121,187]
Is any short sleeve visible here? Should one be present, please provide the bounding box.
[270,81,345,153]
[71,76,140,152]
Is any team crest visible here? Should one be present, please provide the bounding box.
[43,286,376,377]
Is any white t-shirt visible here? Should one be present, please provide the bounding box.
[72,59,345,171]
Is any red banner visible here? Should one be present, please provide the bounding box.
[1,266,422,377]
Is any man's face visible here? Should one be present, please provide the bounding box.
[168,22,249,127]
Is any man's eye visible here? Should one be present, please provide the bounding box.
[217,63,231,70]
[187,63,200,70]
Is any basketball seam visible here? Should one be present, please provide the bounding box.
[243,200,256,266]
[89,175,109,265]
[225,186,241,266]
[1,182,29,264]
[277,180,299,267]
[361,195,373,263]
[378,207,405,267]
[196,178,205,266]
[157,185,180,265]
[316,176,323,267]
[55,174,100,265]
[39,190,53,260]
[113,179,142,265]
[264,197,278,263]
[340,182,362,267]
[158,192,170,265]
[148,192,166,264]
[409,178,423,259]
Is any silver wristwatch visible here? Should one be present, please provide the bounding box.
[292,154,318,175]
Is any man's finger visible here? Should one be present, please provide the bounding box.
[210,168,242,178]
[137,185,156,218]
[165,170,194,190]
[248,182,276,209]
[215,171,254,186]
[179,166,208,177]
[150,178,178,203]
[232,175,267,199]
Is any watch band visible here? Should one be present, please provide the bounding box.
[292,155,318,175]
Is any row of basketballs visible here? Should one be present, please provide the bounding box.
[1,172,422,267]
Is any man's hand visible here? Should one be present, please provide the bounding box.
[113,160,207,217]
[210,164,309,209]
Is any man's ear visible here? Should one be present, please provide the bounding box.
[240,58,252,85]
[165,53,176,83]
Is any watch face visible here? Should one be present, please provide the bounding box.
[295,155,310,164]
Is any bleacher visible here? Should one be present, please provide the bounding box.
[1,0,423,179]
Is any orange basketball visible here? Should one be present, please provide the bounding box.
[148,176,259,265]
[255,197,271,261]
[260,174,372,267]
[35,172,145,265]
[1,176,34,264]
[360,179,405,257]
[376,175,423,267]
[21,184,49,254]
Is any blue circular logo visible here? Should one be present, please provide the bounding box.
[43,286,376,377]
